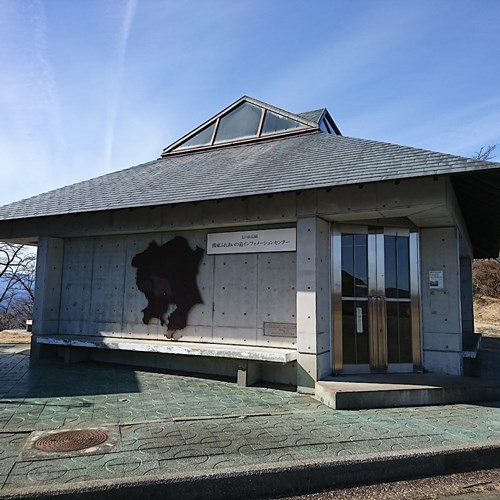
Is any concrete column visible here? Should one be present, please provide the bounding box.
[31,237,64,360]
[460,257,474,334]
[296,217,331,393]
[420,227,463,375]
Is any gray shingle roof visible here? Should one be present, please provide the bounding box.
[297,109,326,123]
[0,131,498,222]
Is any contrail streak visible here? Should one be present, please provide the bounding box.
[103,0,138,173]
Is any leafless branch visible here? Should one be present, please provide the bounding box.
[472,144,498,161]
[0,242,36,328]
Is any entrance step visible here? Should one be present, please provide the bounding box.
[315,373,500,410]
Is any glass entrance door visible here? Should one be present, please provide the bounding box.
[332,226,421,373]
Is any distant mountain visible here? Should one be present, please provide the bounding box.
[0,275,32,306]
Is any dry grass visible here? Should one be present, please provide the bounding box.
[0,330,32,343]
[473,259,500,298]
[474,296,500,336]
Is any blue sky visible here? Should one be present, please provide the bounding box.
[0,0,499,205]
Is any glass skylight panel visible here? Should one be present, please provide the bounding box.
[177,123,215,149]
[214,102,262,143]
[165,99,316,155]
[262,111,303,135]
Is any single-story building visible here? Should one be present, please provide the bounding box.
[0,96,498,394]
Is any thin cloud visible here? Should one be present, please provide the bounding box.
[26,0,64,159]
[0,0,64,203]
[103,0,138,173]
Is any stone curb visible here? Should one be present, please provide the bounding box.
[2,441,500,499]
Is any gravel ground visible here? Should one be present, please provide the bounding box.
[281,468,500,499]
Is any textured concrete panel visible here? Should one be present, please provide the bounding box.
[423,350,462,376]
[256,329,297,348]
[315,218,330,337]
[460,255,474,335]
[423,332,462,352]
[316,178,447,220]
[213,254,257,328]
[212,327,257,346]
[256,252,296,348]
[59,238,93,334]
[175,325,213,343]
[59,320,90,337]
[296,217,332,380]
[32,237,65,336]
[297,352,317,393]
[111,206,162,233]
[183,232,214,329]
[123,235,156,325]
[88,322,123,337]
[420,227,462,375]
[247,193,296,222]
[316,350,332,380]
[162,203,206,230]
[122,232,210,340]
[89,237,127,324]
[121,321,159,340]
[203,199,248,226]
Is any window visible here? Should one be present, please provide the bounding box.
[177,123,215,149]
[262,111,303,135]
[214,102,262,143]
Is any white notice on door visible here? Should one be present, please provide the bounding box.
[356,307,363,333]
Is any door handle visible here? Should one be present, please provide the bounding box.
[368,295,388,370]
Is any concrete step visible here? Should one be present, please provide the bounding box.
[315,373,500,410]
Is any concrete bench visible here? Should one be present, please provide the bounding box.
[34,335,297,387]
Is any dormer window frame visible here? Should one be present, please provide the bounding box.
[162,96,322,156]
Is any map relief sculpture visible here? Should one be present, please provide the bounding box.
[132,236,204,340]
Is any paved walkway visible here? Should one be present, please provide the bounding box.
[1,344,500,499]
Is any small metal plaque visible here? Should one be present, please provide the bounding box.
[264,322,297,338]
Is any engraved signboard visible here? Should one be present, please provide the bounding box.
[207,228,296,255]
[263,322,297,338]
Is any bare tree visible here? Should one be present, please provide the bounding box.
[471,145,500,264]
[0,243,36,330]
[472,144,498,161]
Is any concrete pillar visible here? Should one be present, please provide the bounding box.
[296,217,331,393]
[31,237,64,361]
[460,257,474,335]
[420,227,463,375]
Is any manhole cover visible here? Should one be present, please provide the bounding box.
[34,429,108,452]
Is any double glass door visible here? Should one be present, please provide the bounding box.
[332,226,421,373]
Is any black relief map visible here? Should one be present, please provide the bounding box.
[131,236,204,340]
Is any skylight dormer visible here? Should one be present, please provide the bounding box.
[161,96,322,156]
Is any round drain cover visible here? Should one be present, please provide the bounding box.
[34,429,108,452]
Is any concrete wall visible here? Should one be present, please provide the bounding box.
[22,176,474,384]
[32,237,64,337]
[56,230,297,349]
[0,177,453,242]
[296,217,331,393]
[420,227,463,375]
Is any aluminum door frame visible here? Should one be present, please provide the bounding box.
[331,224,421,374]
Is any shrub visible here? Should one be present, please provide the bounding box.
[473,259,500,298]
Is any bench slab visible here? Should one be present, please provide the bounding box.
[34,335,297,364]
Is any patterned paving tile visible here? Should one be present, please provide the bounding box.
[2,352,500,494]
